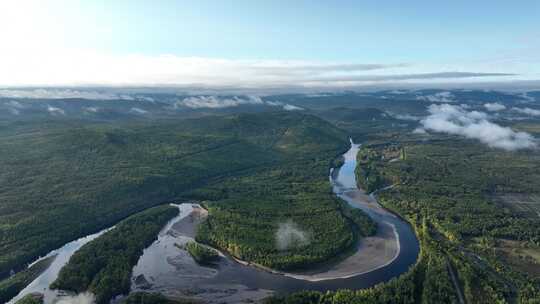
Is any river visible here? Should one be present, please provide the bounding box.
[9,140,419,303]
[7,228,112,304]
[125,140,420,303]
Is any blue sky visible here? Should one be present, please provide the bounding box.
[1,0,539,88]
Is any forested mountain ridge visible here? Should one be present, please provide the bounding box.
[0,111,349,278]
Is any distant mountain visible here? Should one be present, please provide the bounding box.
[1,89,537,125]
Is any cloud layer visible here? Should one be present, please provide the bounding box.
[130,107,148,114]
[512,107,540,116]
[0,89,134,100]
[177,96,262,109]
[387,112,421,121]
[417,91,455,103]
[5,100,24,115]
[0,49,517,88]
[484,102,506,111]
[47,105,65,115]
[421,104,536,150]
[175,96,303,111]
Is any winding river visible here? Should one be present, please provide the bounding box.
[9,140,419,304]
[7,228,113,304]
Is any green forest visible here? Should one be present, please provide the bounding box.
[2,102,540,303]
[185,241,220,265]
[192,156,359,270]
[188,112,380,270]
[1,111,378,300]
[273,126,540,303]
[0,112,350,277]
[14,294,43,304]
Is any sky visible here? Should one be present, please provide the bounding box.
[1,0,539,89]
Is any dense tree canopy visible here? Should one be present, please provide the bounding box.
[0,112,349,276]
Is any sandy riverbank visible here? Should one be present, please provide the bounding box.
[183,189,401,282]
[282,220,399,281]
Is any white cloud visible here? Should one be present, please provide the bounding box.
[83,106,100,113]
[47,105,65,115]
[6,100,24,108]
[0,89,134,100]
[130,107,148,114]
[519,92,536,103]
[283,104,304,111]
[388,90,409,94]
[276,220,309,251]
[512,107,540,116]
[387,112,421,121]
[304,93,336,97]
[266,100,304,111]
[0,0,528,89]
[421,104,536,150]
[0,46,516,88]
[417,91,455,103]
[175,95,303,111]
[4,100,24,115]
[7,108,20,115]
[412,127,427,134]
[484,102,506,112]
[176,96,263,109]
[265,100,283,107]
